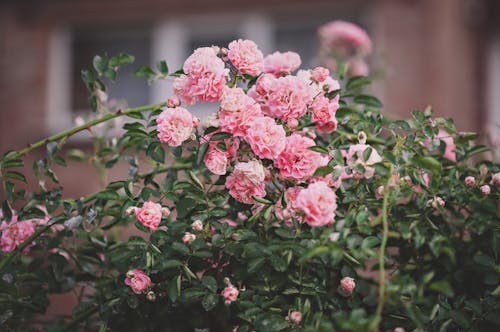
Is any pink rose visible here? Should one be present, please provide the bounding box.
[318,20,372,56]
[244,116,286,159]
[348,57,369,76]
[219,218,239,227]
[124,269,151,294]
[437,130,456,162]
[219,87,263,137]
[480,185,491,196]
[191,220,203,231]
[311,94,339,133]
[287,311,302,325]
[182,232,196,244]
[275,186,304,223]
[491,172,500,187]
[173,47,229,105]
[429,197,445,209]
[295,181,337,227]
[0,215,37,254]
[275,134,328,182]
[340,276,356,295]
[311,66,329,82]
[204,144,230,175]
[227,39,264,76]
[265,76,314,126]
[157,107,198,147]
[134,201,165,230]
[464,176,476,187]
[222,285,239,304]
[225,160,266,204]
[264,51,301,76]
[166,95,181,108]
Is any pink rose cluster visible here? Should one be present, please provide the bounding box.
[157,107,199,147]
[0,208,51,254]
[225,160,266,204]
[130,201,170,231]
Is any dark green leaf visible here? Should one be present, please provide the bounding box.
[354,95,382,108]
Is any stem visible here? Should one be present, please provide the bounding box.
[2,102,166,162]
[372,164,394,331]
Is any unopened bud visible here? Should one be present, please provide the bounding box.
[146,291,156,302]
[358,131,367,145]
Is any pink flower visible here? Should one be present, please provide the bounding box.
[344,143,382,179]
[219,218,239,227]
[265,76,314,126]
[219,87,263,137]
[191,220,203,231]
[227,39,264,76]
[348,57,369,76]
[204,145,230,175]
[124,269,151,294]
[311,94,339,133]
[465,176,476,187]
[287,311,302,325]
[166,96,181,108]
[275,134,328,182]
[244,116,286,159]
[174,47,229,105]
[134,201,165,230]
[437,130,456,162]
[157,107,198,147]
[275,186,304,223]
[295,181,337,227]
[222,284,239,304]
[311,66,329,82]
[429,197,445,209]
[480,185,491,196]
[264,51,301,76]
[491,173,500,187]
[225,160,266,204]
[319,21,372,56]
[0,215,37,254]
[182,232,196,244]
[340,276,356,295]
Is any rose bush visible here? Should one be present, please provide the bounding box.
[0,21,499,332]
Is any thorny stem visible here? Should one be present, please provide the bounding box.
[371,164,394,331]
[1,102,166,163]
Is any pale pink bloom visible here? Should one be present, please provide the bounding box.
[182,232,196,244]
[344,143,382,179]
[134,201,164,230]
[124,269,151,294]
[222,284,239,304]
[437,130,456,162]
[174,47,229,105]
[329,232,340,242]
[275,134,328,182]
[219,218,239,227]
[166,95,181,108]
[340,276,356,295]
[394,328,406,332]
[191,220,204,231]
[319,20,372,56]
[227,39,264,76]
[274,187,304,222]
[0,215,36,254]
[287,311,302,325]
[375,185,385,199]
[311,66,329,82]
[348,57,369,76]
[157,107,198,147]
[491,173,500,187]
[311,94,339,133]
[225,160,267,204]
[264,51,301,76]
[204,145,230,175]
[146,291,156,302]
[237,212,248,221]
[480,185,491,196]
[296,181,337,227]
[465,176,476,188]
[219,87,263,137]
[266,76,314,126]
[244,116,286,159]
[296,69,340,96]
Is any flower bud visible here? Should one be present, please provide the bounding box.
[491,172,500,187]
[340,276,356,295]
[161,207,171,217]
[358,131,367,144]
[287,311,302,325]
[166,96,181,108]
[464,176,475,187]
[480,185,491,196]
[126,206,137,215]
[191,220,203,231]
[146,291,156,302]
[126,270,135,279]
[182,232,196,244]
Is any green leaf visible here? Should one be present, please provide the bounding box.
[0,158,24,169]
[269,255,287,272]
[429,280,454,297]
[274,228,295,239]
[354,95,382,108]
[411,156,442,174]
[172,242,190,256]
[187,170,204,190]
[196,142,209,166]
[201,276,217,292]
[109,53,135,67]
[147,142,165,163]
[308,146,329,154]
[314,165,334,177]
[390,120,412,131]
[361,236,380,249]
[247,257,267,273]
[93,55,108,75]
[252,196,273,205]
[346,76,371,90]
[3,171,27,183]
[210,132,232,141]
[157,60,169,75]
[254,314,289,332]
[202,293,218,311]
[299,246,329,264]
[134,66,157,80]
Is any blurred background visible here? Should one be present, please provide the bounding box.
[1,0,500,191]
